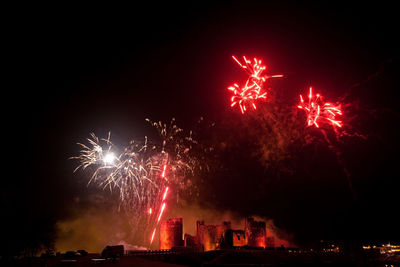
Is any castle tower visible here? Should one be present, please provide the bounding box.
[159,218,183,249]
[245,217,266,248]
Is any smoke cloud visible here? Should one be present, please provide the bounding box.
[56,193,295,252]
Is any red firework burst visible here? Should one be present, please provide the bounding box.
[228,55,283,114]
[297,87,342,128]
[228,80,267,113]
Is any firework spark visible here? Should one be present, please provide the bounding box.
[297,87,342,128]
[228,55,283,113]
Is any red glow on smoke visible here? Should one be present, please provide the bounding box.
[298,87,342,128]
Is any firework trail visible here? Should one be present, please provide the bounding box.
[297,87,343,129]
[228,55,283,113]
[71,118,204,246]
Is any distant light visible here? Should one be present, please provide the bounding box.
[103,152,115,165]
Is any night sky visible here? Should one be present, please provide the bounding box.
[4,1,400,255]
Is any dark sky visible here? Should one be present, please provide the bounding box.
[4,1,400,253]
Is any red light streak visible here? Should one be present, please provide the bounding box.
[157,203,166,223]
[149,161,171,245]
[161,164,167,179]
[150,228,156,244]
[162,187,169,201]
[232,55,244,68]
[149,186,168,245]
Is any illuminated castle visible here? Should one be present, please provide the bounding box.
[159,217,267,251]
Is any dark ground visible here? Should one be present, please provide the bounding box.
[9,253,185,267]
[7,250,400,267]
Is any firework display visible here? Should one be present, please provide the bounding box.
[71,119,202,246]
[71,54,368,248]
[228,55,283,113]
[297,87,343,128]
